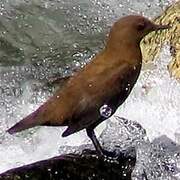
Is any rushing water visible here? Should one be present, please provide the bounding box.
[0,0,179,179]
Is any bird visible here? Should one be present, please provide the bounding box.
[7,15,170,156]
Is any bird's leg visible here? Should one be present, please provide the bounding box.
[86,128,104,156]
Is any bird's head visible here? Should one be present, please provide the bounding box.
[107,15,170,47]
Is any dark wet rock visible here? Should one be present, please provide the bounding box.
[0,149,135,180]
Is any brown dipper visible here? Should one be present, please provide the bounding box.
[7,15,170,156]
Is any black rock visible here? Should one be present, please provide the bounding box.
[0,149,136,180]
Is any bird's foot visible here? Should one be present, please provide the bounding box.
[102,149,119,158]
[82,149,97,156]
[82,149,119,159]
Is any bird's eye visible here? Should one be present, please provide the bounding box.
[137,22,146,31]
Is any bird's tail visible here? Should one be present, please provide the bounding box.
[7,109,42,134]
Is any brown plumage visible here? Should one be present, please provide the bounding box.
[7,15,170,156]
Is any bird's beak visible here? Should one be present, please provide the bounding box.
[153,23,171,31]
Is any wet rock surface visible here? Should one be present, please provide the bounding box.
[0,149,136,180]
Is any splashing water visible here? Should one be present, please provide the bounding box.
[117,44,180,143]
[0,0,179,179]
[114,45,180,179]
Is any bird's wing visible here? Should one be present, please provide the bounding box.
[46,75,72,87]
[62,62,139,137]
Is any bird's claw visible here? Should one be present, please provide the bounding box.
[82,149,119,159]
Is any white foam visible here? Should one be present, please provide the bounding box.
[115,44,180,143]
